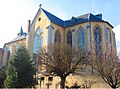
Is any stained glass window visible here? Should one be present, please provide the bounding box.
[33,28,43,62]
[33,35,38,54]
[94,27,102,53]
[78,27,84,49]
[67,31,72,46]
[55,30,61,43]
[106,28,111,47]
[112,32,116,48]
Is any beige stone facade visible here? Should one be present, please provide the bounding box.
[0,48,3,65]
[2,28,26,66]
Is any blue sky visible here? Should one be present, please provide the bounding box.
[0,0,120,48]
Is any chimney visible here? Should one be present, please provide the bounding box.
[28,20,31,32]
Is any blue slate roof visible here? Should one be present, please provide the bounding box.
[88,13,103,22]
[64,17,88,27]
[42,9,64,27]
[42,8,113,28]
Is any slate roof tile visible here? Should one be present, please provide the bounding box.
[42,8,113,28]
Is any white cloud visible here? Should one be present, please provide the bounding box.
[113,25,120,50]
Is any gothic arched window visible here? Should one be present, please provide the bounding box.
[15,43,19,50]
[94,27,102,53]
[106,28,111,47]
[33,28,43,61]
[112,32,116,48]
[67,31,72,46]
[33,34,39,54]
[78,27,84,49]
[55,30,61,43]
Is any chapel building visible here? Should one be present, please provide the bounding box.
[2,6,116,88]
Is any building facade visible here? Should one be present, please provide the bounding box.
[2,6,116,88]
[2,27,26,66]
[0,48,4,66]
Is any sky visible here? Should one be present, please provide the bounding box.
[0,0,120,48]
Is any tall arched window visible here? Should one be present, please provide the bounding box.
[33,28,43,62]
[55,30,61,43]
[94,27,102,53]
[78,27,84,49]
[112,32,116,48]
[33,34,39,54]
[39,33,43,49]
[15,43,19,50]
[67,31,72,46]
[106,28,111,47]
[7,47,10,61]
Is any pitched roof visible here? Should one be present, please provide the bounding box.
[88,13,103,22]
[5,35,26,45]
[6,27,26,44]
[64,13,105,28]
[10,35,26,42]
[42,8,113,28]
[42,9,64,27]
[64,17,88,27]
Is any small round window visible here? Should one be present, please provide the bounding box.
[38,17,41,21]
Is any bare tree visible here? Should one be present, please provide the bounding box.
[38,43,87,88]
[92,47,120,89]
[81,80,96,89]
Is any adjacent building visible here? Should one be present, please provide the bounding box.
[2,27,26,66]
[0,48,4,66]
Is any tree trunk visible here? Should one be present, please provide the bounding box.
[112,87,117,89]
[60,76,66,89]
[111,85,117,89]
[112,88,116,89]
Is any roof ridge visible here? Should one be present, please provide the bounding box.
[41,8,64,22]
[41,8,64,27]
[30,8,113,28]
